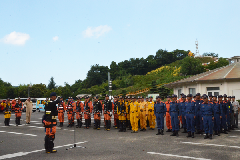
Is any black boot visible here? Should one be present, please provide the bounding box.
[161,129,164,135]
[166,129,171,132]
[204,133,209,139]
[7,119,10,126]
[223,129,228,134]
[217,130,220,136]
[123,120,126,132]
[170,131,176,136]
[186,132,191,138]
[191,132,194,138]
[119,121,123,132]
[209,134,213,139]
[176,131,179,137]
[214,131,217,135]
[156,129,161,135]
[76,119,80,128]
[182,128,187,133]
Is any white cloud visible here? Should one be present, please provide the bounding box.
[1,31,30,45]
[83,25,112,38]
[53,36,59,41]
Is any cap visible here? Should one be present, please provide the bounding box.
[145,96,149,99]
[182,95,186,98]
[180,93,184,95]
[193,96,196,98]
[187,94,192,97]
[213,95,217,98]
[228,96,232,98]
[218,95,223,98]
[223,94,227,97]
[132,96,136,99]
[196,93,201,96]
[50,92,57,97]
[209,95,213,97]
[60,96,63,99]
[114,95,117,98]
[7,98,10,100]
[149,96,153,98]
[156,96,160,99]
[18,97,21,99]
[95,96,99,99]
[232,96,235,98]
[203,95,208,99]
[128,96,131,99]
[167,96,171,98]
[105,94,109,97]
[119,96,123,99]
[68,97,71,99]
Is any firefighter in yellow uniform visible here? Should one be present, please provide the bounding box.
[117,96,127,132]
[130,96,139,133]
[147,96,156,130]
[139,96,147,131]
[125,96,131,130]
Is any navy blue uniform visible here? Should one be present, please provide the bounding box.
[170,101,179,132]
[225,100,232,129]
[154,101,166,130]
[195,99,203,131]
[213,101,222,132]
[220,101,228,130]
[179,101,187,129]
[185,100,196,133]
[201,102,214,134]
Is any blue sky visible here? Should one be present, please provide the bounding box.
[0,0,239,86]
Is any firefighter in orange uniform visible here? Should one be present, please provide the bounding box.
[67,97,74,127]
[104,95,112,131]
[15,98,22,126]
[76,97,84,128]
[93,96,102,130]
[113,96,119,129]
[165,96,172,132]
[58,97,65,127]
[44,92,60,153]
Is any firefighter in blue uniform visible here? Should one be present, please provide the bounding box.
[185,94,196,138]
[201,95,214,139]
[226,96,233,131]
[213,95,222,136]
[179,95,187,133]
[169,95,180,137]
[219,95,228,134]
[154,96,166,135]
[195,93,203,134]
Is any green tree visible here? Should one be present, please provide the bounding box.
[202,52,218,57]
[30,83,47,98]
[181,57,204,75]
[47,77,56,90]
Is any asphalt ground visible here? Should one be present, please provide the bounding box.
[0,111,240,160]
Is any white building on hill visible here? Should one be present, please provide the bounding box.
[165,58,240,100]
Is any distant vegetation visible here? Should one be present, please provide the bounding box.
[0,50,229,99]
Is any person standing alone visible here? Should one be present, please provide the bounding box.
[24,97,33,124]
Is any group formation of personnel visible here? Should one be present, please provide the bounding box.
[54,93,239,140]
[1,97,32,126]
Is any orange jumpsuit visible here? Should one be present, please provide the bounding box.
[67,102,74,127]
[113,100,119,128]
[76,101,83,128]
[165,101,172,130]
[15,101,22,125]
[84,101,92,129]
[58,101,65,126]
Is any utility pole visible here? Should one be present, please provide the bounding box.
[108,72,112,97]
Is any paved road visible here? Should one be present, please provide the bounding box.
[0,111,239,160]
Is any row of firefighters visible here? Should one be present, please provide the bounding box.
[56,93,239,139]
[2,98,23,126]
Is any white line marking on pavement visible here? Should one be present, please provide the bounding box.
[229,136,237,138]
[181,142,240,148]
[0,131,37,137]
[33,123,42,125]
[147,152,211,160]
[233,130,240,131]
[28,126,37,128]
[0,141,87,159]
